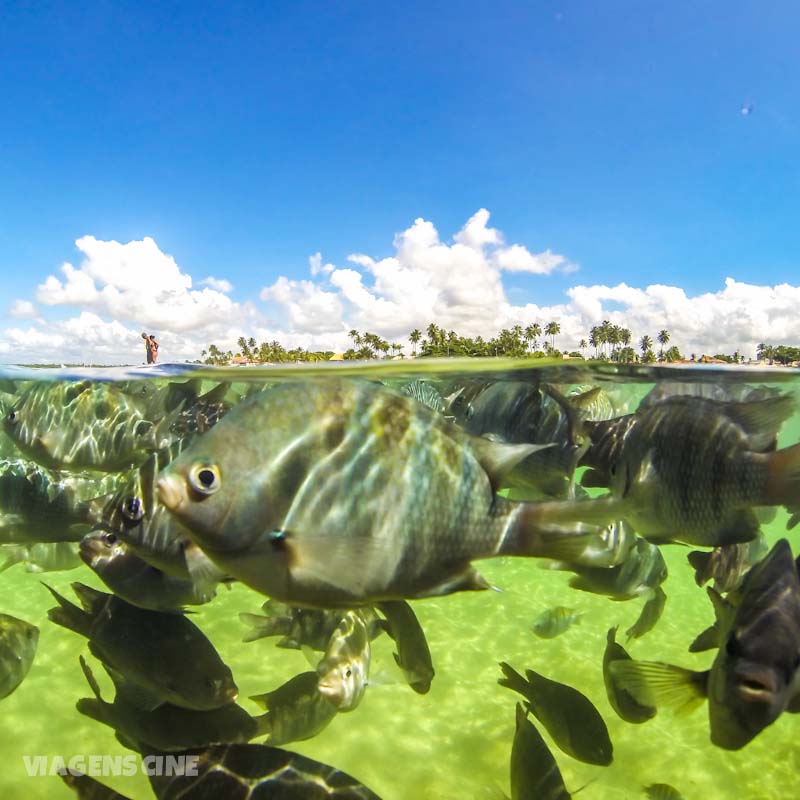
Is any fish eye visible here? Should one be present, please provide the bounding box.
[121,497,144,522]
[725,634,741,657]
[6,408,17,425]
[188,464,221,495]
[102,532,118,545]
[346,669,352,678]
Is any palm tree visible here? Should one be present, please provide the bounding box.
[657,329,670,361]
[640,335,653,359]
[524,323,540,353]
[348,329,361,348]
[409,329,421,356]
[579,338,588,357]
[620,328,631,348]
[545,321,561,351]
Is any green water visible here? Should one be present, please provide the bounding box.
[1,361,799,799]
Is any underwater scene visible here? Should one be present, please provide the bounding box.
[0,359,799,800]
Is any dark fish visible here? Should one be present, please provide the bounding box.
[3,381,178,471]
[0,613,39,698]
[510,703,571,800]
[377,600,435,694]
[445,379,585,499]
[602,627,656,724]
[0,459,101,544]
[625,586,668,641]
[687,532,769,594]
[579,395,799,547]
[610,539,800,750]
[79,529,218,611]
[157,379,605,607]
[77,656,256,753]
[565,537,667,601]
[498,662,613,766]
[147,742,382,799]
[531,606,581,639]
[60,771,134,799]
[47,582,237,711]
[251,671,338,746]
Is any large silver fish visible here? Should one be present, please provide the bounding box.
[0,613,39,699]
[3,381,177,471]
[157,379,603,607]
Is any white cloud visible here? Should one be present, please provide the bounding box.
[8,300,38,319]
[3,213,800,364]
[200,276,234,293]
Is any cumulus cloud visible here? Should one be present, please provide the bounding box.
[200,276,234,293]
[8,300,38,319]
[34,235,242,332]
[3,211,800,364]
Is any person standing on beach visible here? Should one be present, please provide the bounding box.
[148,334,159,364]
[142,332,159,364]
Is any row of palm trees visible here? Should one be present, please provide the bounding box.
[585,321,677,363]
[200,324,681,365]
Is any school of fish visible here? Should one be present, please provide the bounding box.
[1,367,800,799]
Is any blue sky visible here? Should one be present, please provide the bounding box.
[2,1,799,362]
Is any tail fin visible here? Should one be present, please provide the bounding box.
[502,497,626,561]
[687,550,712,586]
[43,582,91,638]
[498,662,531,700]
[71,582,111,616]
[763,442,800,510]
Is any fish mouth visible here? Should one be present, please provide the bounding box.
[157,474,185,512]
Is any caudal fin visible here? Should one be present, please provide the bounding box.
[763,443,800,513]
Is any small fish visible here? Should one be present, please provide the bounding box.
[0,542,81,573]
[240,600,358,651]
[602,627,656,724]
[157,379,609,607]
[510,703,571,800]
[0,459,101,544]
[687,532,769,594]
[4,381,179,471]
[377,600,435,693]
[625,586,668,641]
[531,606,581,639]
[0,613,39,699]
[76,656,256,753]
[79,529,219,611]
[317,610,371,711]
[250,670,338,745]
[445,379,585,499]
[499,662,613,766]
[610,539,800,750]
[46,582,237,711]
[565,537,667,601]
[644,784,685,800]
